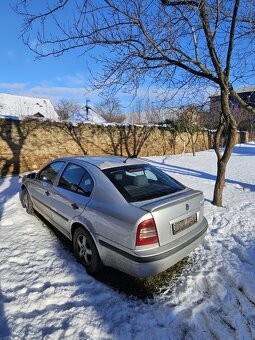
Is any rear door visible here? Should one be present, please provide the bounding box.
[50,163,94,235]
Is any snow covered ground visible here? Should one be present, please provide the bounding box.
[0,143,255,339]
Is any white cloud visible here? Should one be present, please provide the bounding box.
[56,73,86,86]
[0,84,100,105]
[0,82,27,90]
[0,80,217,111]
[24,86,101,104]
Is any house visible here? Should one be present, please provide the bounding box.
[68,107,106,124]
[210,86,255,112]
[0,93,59,121]
[209,86,255,132]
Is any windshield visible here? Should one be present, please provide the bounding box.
[103,164,185,202]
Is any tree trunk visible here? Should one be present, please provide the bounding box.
[212,89,237,206]
[191,134,196,156]
[212,159,226,206]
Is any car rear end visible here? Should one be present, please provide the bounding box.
[102,163,208,278]
[128,189,207,277]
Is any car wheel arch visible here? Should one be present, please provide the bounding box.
[21,184,26,191]
[71,222,96,244]
[20,185,34,214]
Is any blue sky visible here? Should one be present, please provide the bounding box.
[0,1,157,111]
[0,1,104,106]
[0,1,213,110]
[1,1,254,111]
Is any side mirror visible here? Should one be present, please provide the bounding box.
[27,172,37,179]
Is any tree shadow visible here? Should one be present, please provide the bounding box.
[0,119,40,223]
[0,289,11,338]
[0,118,42,176]
[145,157,255,192]
[121,125,153,157]
[231,142,255,157]
[55,122,89,155]
[89,125,123,156]
[89,124,153,157]
[0,176,20,338]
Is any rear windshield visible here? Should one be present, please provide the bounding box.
[103,164,185,202]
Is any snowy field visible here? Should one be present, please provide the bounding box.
[0,143,255,339]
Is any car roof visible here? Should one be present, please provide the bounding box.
[56,155,147,170]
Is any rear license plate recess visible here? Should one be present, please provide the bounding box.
[172,214,197,235]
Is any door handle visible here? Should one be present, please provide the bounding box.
[71,203,79,210]
[45,191,50,196]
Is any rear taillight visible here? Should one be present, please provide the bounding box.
[136,218,159,246]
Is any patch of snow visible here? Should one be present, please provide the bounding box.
[0,143,255,338]
[0,93,59,121]
[69,108,106,124]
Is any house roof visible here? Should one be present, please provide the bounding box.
[210,86,255,98]
[0,93,59,120]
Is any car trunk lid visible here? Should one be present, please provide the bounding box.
[132,189,203,246]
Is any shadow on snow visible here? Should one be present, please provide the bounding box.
[231,142,255,157]
[144,153,255,192]
[0,176,19,338]
[35,211,190,300]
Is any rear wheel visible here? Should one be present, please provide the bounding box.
[21,187,34,214]
[73,227,103,275]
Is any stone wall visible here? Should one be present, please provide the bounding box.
[0,118,248,176]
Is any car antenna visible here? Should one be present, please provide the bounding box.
[123,155,135,163]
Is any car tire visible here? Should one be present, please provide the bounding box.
[73,227,103,275]
[21,187,34,215]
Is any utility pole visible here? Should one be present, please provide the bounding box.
[85,99,90,120]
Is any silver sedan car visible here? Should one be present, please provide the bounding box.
[20,156,208,278]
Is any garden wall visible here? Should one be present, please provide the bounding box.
[0,118,248,176]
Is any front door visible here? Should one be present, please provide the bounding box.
[29,161,66,219]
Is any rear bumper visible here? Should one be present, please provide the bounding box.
[98,217,208,278]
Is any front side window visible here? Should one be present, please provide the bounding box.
[58,163,94,196]
[103,164,185,202]
[37,161,65,184]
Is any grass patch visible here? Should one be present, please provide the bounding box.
[94,258,190,299]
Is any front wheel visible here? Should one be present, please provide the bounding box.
[73,227,103,275]
[21,187,34,214]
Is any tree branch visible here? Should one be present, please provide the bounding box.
[225,0,240,78]
[199,0,224,82]
[161,0,199,6]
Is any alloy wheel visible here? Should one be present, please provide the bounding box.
[77,234,93,265]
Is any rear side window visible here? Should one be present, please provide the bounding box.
[103,164,184,202]
[58,163,94,196]
[77,172,94,196]
[37,161,65,184]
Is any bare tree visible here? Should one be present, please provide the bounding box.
[176,106,202,156]
[95,97,125,123]
[127,98,164,124]
[16,0,255,206]
[127,99,147,125]
[55,99,81,121]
